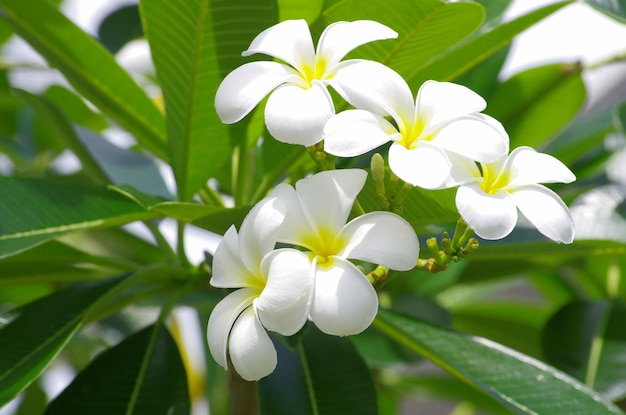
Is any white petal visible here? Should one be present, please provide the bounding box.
[238,196,285,274]
[433,115,509,163]
[265,82,333,146]
[242,19,315,72]
[317,20,397,68]
[228,307,277,381]
[215,61,298,124]
[211,226,260,288]
[295,169,367,236]
[207,288,257,370]
[439,151,482,189]
[456,183,518,240]
[256,249,314,335]
[417,80,486,127]
[310,257,378,336]
[388,142,451,189]
[339,212,419,270]
[270,183,318,248]
[506,146,576,187]
[331,60,414,124]
[323,110,399,157]
[510,184,575,243]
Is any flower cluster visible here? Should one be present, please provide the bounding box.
[209,18,576,381]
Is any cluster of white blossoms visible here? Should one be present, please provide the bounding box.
[209,19,576,380]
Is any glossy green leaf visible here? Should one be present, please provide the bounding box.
[375,309,624,415]
[473,0,513,28]
[0,275,129,406]
[412,1,573,85]
[324,0,484,89]
[259,324,377,415]
[0,177,157,258]
[97,5,143,54]
[0,0,168,159]
[278,0,323,22]
[45,323,189,415]
[471,240,626,262]
[140,0,276,200]
[584,0,626,23]
[543,301,626,401]
[487,63,586,148]
[43,85,109,132]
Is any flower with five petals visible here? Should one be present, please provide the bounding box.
[271,169,419,336]
[323,62,508,189]
[449,146,576,243]
[207,195,313,381]
[214,19,397,146]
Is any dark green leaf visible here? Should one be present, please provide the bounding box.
[324,0,484,90]
[0,0,168,159]
[0,275,129,406]
[487,63,586,148]
[411,1,573,85]
[543,301,626,401]
[471,240,626,262]
[0,177,157,258]
[473,0,513,28]
[584,0,626,23]
[45,323,189,415]
[259,324,377,415]
[97,5,143,54]
[375,309,624,415]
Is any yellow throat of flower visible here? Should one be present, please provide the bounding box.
[479,163,510,195]
[301,226,345,265]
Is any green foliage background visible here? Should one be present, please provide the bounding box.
[0,0,625,414]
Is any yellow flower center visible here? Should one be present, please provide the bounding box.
[398,115,433,149]
[300,226,345,264]
[299,56,331,87]
[479,163,510,195]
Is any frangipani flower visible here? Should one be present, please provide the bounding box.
[271,169,419,336]
[207,195,313,381]
[214,19,397,146]
[449,146,576,243]
[323,61,508,189]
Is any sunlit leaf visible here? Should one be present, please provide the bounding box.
[0,275,129,406]
[45,323,190,415]
[0,0,168,159]
[375,309,624,415]
[584,0,626,23]
[278,0,323,22]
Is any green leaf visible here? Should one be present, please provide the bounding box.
[412,1,573,85]
[140,0,276,200]
[487,63,586,148]
[0,0,168,159]
[543,301,626,401]
[259,324,377,415]
[97,5,143,54]
[584,0,626,23]
[45,323,189,415]
[279,0,323,22]
[375,309,624,415]
[0,275,129,406]
[470,240,626,262]
[43,85,109,132]
[0,177,157,258]
[473,0,513,28]
[324,0,484,89]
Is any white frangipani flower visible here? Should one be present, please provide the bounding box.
[214,19,397,146]
[449,146,576,243]
[323,61,509,189]
[207,195,313,381]
[271,169,419,336]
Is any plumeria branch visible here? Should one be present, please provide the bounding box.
[306,141,336,171]
[417,219,479,273]
[371,153,414,214]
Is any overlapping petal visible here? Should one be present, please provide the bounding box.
[242,19,315,70]
[256,249,314,335]
[323,109,400,157]
[228,307,277,381]
[388,142,452,189]
[434,115,509,163]
[317,20,397,68]
[510,184,575,243]
[214,61,299,124]
[309,257,378,336]
[416,80,486,127]
[506,146,576,188]
[264,82,334,145]
[207,288,258,370]
[211,227,260,288]
[456,182,518,240]
[339,212,419,270]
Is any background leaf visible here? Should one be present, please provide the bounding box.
[45,323,190,415]
[375,309,625,415]
[0,0,168,159]
[97,5,143,54]
[584,0,626,23]
[0,275,129,406]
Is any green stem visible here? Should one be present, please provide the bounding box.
[585,50,626,70]
[250,147,307,203]
[233,137,251,206]
[199,184,225,207]
[298,340,320,415]
[145,221,177,263]
[606,262,621,300]
[177,220,190,267]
